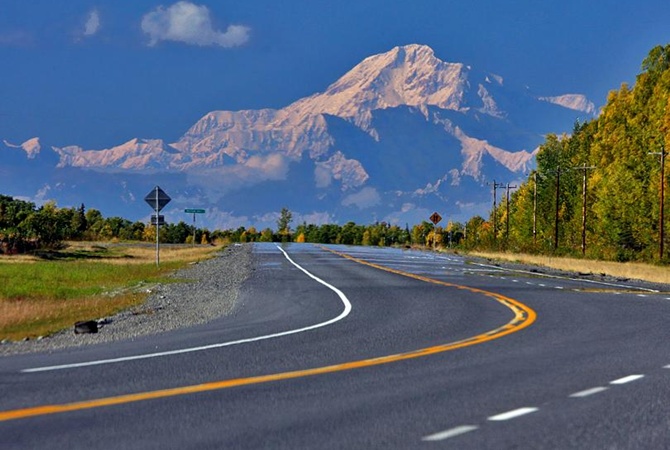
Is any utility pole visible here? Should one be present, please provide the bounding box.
[553,167,562,251]
[488,180,505,243]
[649,146,667,260]
[575,164,596,255]
[532,171,538,247]
[505,183,517,244]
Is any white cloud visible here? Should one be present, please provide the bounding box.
[341,187,381,209]
[141,1,250,48]
[314,165,332,188]
[84,10,101,36]
[294,211,333,226]
[186,154,290,201]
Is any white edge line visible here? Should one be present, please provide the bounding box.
[488,407,538,421]
[422,425,479,441]
[610,374,645,385]
[22,244,352,373]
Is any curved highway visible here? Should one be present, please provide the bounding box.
[2,243,670,449]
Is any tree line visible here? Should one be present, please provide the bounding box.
[0,196,468,254]
[480,44,670,263]
[0,196,211,254]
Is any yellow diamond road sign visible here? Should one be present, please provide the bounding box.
[430,212,442,225]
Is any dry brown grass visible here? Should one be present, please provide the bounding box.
[115,244,217,264]
[0,241,217,264]
[0,293,144,341]
[469,251,670,284]
[0,241,222,341]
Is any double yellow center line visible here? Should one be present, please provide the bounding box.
[0,247,536,422]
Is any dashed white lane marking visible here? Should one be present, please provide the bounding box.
[555,286,564,290]
[488,407,539,421]
[422,425,479,441]
[423,370,658,443]
[424,371,653,443]
[610,374,645,385]
[570,386,609,398]
[22,245,353,373]
[637,294,648,298]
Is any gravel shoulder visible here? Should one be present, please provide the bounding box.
[0,243,253,356]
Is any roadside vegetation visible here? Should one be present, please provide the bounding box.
[0,242,218,341]
[478,45,670,264]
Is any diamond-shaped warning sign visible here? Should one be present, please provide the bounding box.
[429,212,442,225]
[144,186,171,212]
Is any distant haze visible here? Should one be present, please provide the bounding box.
[2,44,595,229]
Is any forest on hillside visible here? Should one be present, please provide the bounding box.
[484,44,670,262]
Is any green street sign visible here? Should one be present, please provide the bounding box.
[184,208,206,214]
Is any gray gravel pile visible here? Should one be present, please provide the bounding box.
[0,243,253,356]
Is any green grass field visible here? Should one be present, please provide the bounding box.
[0,242,218,341]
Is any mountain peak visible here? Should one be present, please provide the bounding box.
[286,44,470,122]
[375,44,438,66]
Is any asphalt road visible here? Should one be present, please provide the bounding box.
[2,243,670,449]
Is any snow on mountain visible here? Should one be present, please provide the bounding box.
[48,44,577,180]
[173,108,334,167]
[314,151,369,190]
[538,94,596,114]
[286,45,470,124]
[55,138,180,171]
[453,126,535,179]
[5,44,595,227]
[3,137,42,158]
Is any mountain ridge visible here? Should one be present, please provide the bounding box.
[1,44,595,228]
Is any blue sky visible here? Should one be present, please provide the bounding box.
[1,0,669,149]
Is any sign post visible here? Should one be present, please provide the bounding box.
[144,186,171,266]
[184,209,206,246]
[429,212,442,252]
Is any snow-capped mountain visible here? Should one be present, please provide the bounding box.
[539,94,596,114]
[1,44,596,228]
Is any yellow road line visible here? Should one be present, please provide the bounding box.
[0,246,536,423]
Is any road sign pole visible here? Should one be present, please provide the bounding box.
[184,209,205,246]
[144,186,171,267]
[155,187,160,267]
[429,212,442,253]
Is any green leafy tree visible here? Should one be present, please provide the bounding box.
[276,207,293,241]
